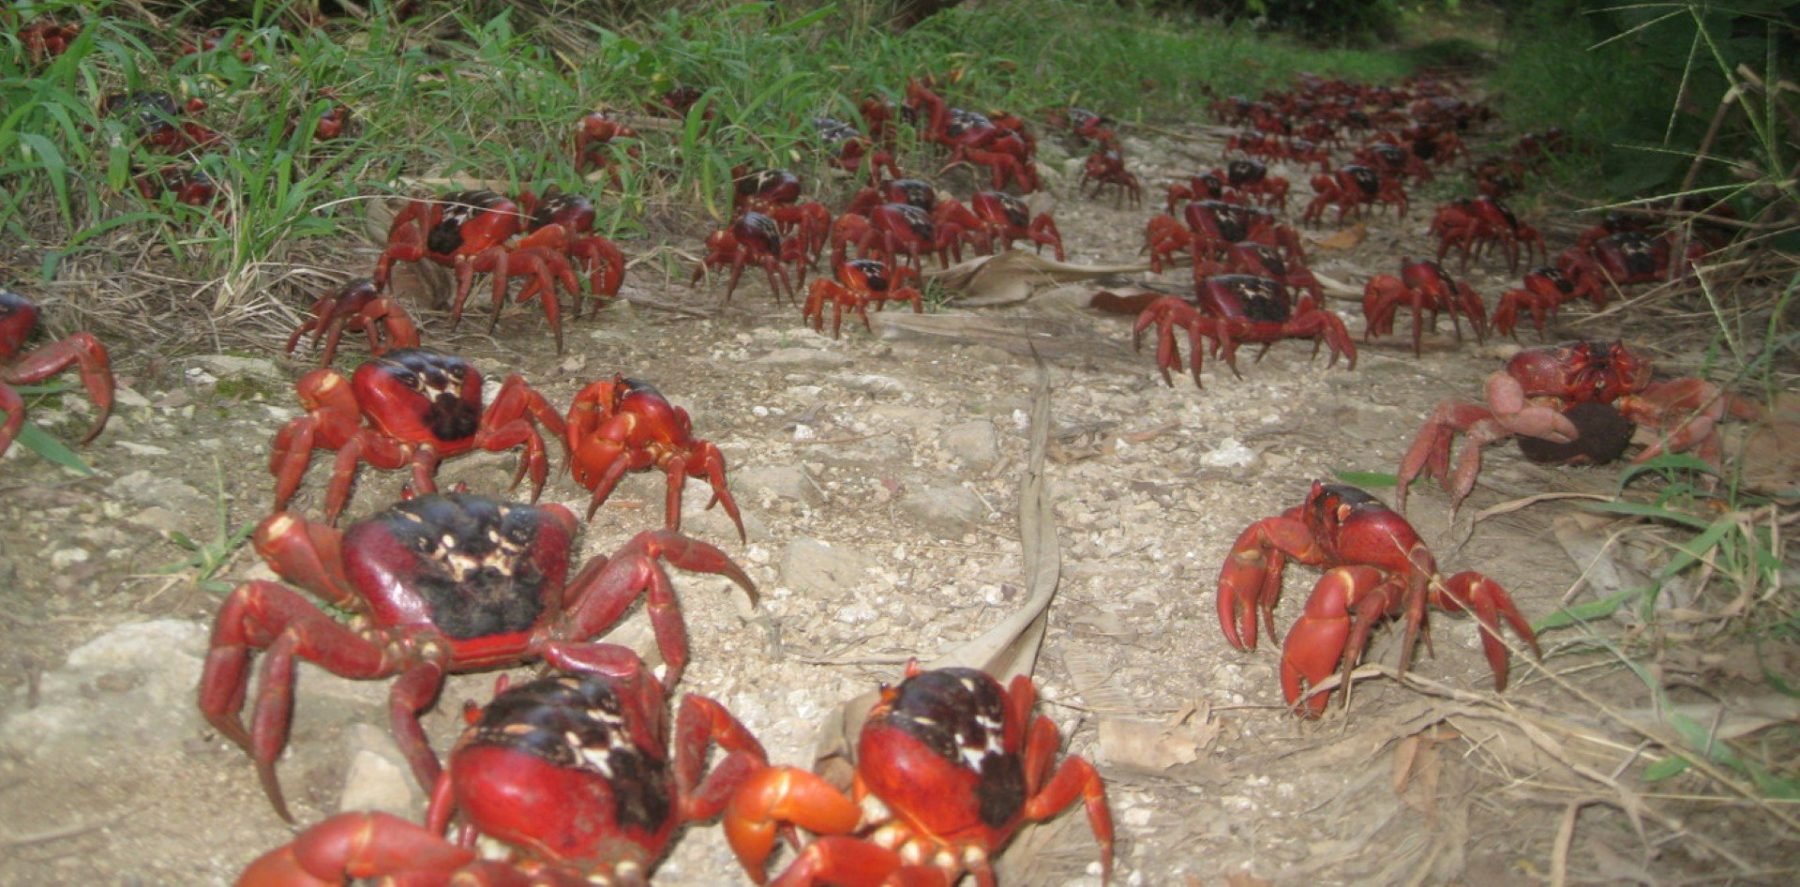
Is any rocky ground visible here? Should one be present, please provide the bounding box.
[0,123,1793,885]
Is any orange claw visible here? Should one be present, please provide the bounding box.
[725,765,863,884]
[236,811,477,886]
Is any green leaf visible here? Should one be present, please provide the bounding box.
[1644,755,1691,781]
[1533,587,1643,633]
[1617,453,1718,489]
[11,423,95,475]
[1580,499,1712,530]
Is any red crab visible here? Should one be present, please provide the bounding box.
[566,375,747,542]
[856,203,955,272]
[1557,230,1707,296]
[237,645,766,885]
[1163,170,1231,214]
[1185,200,1305,264]
[692,212,805,303]
[133,165,221,209]
[804,258,924,339]
[372,190,582,353]
[733,167,803,215]
[1223,158,1290,212]
[1194,241,1325,304]
[1396,341,1763,513]
[1429,197,1544,273]
[1132,275,1356,388]
[1303,164,1408,225]
[966,190,1064,261]
[268,348,564,523]
[1361,259,1488,357]
[517,186,628,319]
[1492,267,1605,339]
[815,116,902,183]
[199,493,757,819]
[1080,150,1142,207]
[574,110,641,178]
[0,291,114,460]
[283,278,420,367]
[1219,482,1539,716]
[724,662,1114,885]
[100,91,221,153]
[21,17,81,63]
[847,178,939,217]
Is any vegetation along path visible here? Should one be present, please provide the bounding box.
[0,1,1793,884]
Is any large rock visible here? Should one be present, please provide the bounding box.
[0,620,208,756]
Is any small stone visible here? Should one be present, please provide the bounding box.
[50,548,89,568]
[940,420,999,470]
[898,484,986,537]
[779,538,877,596]
[337,724,423,817]
[192,354,284,382]
[737,464,824,506]
[755,348,851,367]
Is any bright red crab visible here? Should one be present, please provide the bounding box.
[1361,259,1488,357]
[283,278,420,367]
[517,186,628,319]
[1396,341,1764,513]
[1303,164,1408,225]
[268,347,564,523]
[1223,158,1290,212]
[1080,149,1142,207]
[1220,482,1540,716]
[966,190,1064,261]
[0,291,114,460]
[1132,274,1357,388]
[847,178,939,217]
[1184,200,1305,264]
[201,493,756,820]
[237,644,766,885]
[804,258,924,339]
[574,110,641,179]
[567,375,747,542]
[1193,240,1325,304]
[854,203,956,272]
[1163,170,1231,215]
[1429,196,1544,273]
[1493,266,1605,339]
[692,211,805,304]
[373,190,582,353]
[725,662,1114,886]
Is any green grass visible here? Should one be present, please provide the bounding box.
[2,0,1408,311]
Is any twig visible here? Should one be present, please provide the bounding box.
[0,816,116,848]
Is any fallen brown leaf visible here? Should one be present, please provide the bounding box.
[1316,222,1367,250]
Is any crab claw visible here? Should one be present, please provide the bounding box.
[1216,511,1318,652]
[1431,570,1540,692]
[237,811,477,886]
[724,765,862,885]
[1278,566,1396,716]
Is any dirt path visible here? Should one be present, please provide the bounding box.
[0,122,1785,885]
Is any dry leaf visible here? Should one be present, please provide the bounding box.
[926,249,1152,306]
[1316,222,1367,250]
[1096,714,1218,772]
